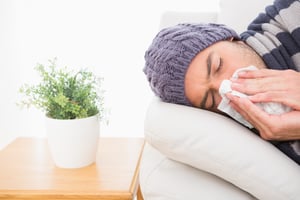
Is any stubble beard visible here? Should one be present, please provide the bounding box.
[234,41,267,69]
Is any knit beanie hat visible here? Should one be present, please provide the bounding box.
[143,23,239,106]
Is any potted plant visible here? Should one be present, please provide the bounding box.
[18,58,106,168]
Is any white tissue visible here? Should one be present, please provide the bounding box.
[217,66,292,128]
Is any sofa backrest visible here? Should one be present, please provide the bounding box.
[159,11,218,30]
[159,0,274,33]
[217,0,274,33]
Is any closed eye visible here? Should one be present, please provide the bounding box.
[216,57,223,73]
[209,90,215,110]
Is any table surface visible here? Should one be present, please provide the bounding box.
[0,137,145,200]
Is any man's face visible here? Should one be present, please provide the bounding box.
[184,39,267,113]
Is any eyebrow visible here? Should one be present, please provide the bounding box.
[199,52,213,109]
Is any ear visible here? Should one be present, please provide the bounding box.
[230,37,245,45]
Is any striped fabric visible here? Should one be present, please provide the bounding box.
[241,0,300,72]
[240,0,300,165]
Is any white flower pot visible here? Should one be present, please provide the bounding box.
[45,115,100,168]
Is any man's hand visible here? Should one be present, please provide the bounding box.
[231,69,300,110]
[226,69,300,141]
[227,94,300,141]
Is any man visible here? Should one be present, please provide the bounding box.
[143,0,300,164]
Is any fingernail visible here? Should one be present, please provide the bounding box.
[230,77,239,82]
[226,93,234,99]
[225,93,231,99]
[231,82,240,89]
[238,71,246,76]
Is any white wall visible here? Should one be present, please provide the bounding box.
[0,0,219,148]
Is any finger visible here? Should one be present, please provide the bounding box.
[233,69,295,92]
[231,76,288,95]
[230,80,268,95]
[249,92,282,103]
[236,68,279,79]
[227,94,273,137]
[250,92,300,110]
[226,94,257,121]
[228,95,262,121]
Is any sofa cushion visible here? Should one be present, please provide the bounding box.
[144,98,300,200]
[140,143,257,200]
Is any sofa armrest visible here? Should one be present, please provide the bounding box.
[144,97,300,200]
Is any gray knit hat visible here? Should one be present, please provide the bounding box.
[143,23,239,106]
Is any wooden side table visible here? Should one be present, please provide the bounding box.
[0,137,145,200]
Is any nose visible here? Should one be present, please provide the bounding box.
[210,76,229,110]
[211,69,233,92]
[211,79,223,92]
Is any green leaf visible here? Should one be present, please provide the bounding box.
[17,58,107,120]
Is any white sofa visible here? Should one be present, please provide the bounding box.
[139,0,300,199]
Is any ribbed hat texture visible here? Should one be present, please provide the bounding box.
[143,23,239,106]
